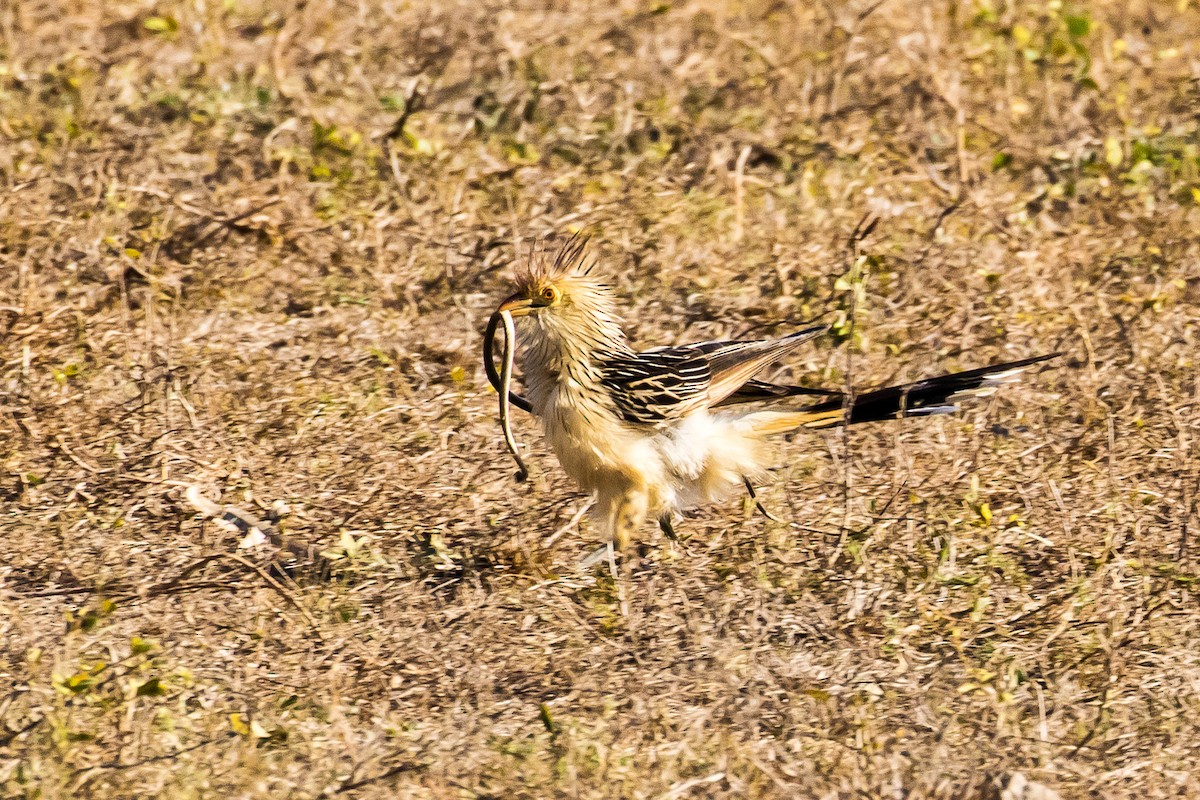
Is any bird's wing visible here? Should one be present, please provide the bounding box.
[671,338,839,405]
[719,378,841,405]
[702,325,828,407]
[600,325,828,423]
[600,347,711,423]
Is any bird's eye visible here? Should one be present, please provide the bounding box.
[540,286,558,302]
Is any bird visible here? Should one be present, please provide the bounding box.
[488,238,1056,555]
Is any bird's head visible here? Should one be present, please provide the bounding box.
[496,237,627,354]
[497,277,568,317]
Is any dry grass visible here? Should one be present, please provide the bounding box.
[2,0,1199,797]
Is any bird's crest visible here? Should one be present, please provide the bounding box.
[513,233,614,300]
[518,232,594,278]
[504,233,627,353]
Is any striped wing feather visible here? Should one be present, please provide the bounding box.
[600,325,828,423]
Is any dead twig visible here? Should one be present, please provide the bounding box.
[319,760,427,797]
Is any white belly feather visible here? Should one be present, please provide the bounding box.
[521,346,773,519]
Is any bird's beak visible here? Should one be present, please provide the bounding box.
[498,293,537,317]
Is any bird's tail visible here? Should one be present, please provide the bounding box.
[740,354,1058,436]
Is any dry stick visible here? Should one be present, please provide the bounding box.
[320,761,427,797]
[732,144,751,243]
[544,499,594,548]
[184,484,330,575]
[497,309,530,482]
[69,735,226,781]
[117,554,224,601]
[912,199,961,270]
[1151,370,1197,563]
[219,553,321,632]
[829,214,877,568]
[0,714,46,747]
[187,487,323,626]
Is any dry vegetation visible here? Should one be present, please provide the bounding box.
[2,0,1199,797]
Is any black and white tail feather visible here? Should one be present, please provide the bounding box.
[776,352,1059,430]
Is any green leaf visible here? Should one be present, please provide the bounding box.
[1065,14,1091,39]
[136,677,166,697]
[229,713,251,736]
[62,672,94,694]
[502,140,540,165]
[1104,136,1123,168]
[1131,139,1157,165]
[143,16,178,33]
[539,703,557,733]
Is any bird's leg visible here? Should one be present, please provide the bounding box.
[580,489,644,570]
[658,514,678,541]
[605,540,619,583]
[743,476,782,523]
[612,489,648,553]
[610,489,650,619]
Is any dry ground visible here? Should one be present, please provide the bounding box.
[2,0,1200,797]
